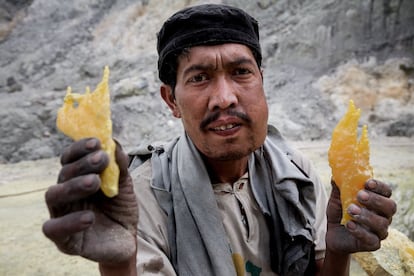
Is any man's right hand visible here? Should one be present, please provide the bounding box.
[42,138,139,267]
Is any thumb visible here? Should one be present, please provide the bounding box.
[327,179,343,224]
[113,138,130,184]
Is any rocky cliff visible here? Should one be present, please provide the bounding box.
[0,0,413,163]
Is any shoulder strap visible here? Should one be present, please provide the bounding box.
[128,144,166,171]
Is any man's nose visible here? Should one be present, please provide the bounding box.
[208,76,238,110]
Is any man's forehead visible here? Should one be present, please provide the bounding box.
[178,44,255,65]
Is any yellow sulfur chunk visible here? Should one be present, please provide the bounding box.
[56,66,119,197]
[328,100,373,225]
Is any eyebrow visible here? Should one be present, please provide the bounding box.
[182,64,215,78]
[182,57,256,78]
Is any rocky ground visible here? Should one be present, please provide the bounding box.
[1,0,413,163]
[0,137,412,276]
[0,0,413,275]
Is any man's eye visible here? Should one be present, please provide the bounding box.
[234,68,251,75]
[189,74,208,83]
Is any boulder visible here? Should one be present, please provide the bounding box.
[354,228,414,275]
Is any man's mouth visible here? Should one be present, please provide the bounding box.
[211,123,238,131]
[200,110,251,131]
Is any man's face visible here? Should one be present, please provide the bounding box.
[161,43,269,161]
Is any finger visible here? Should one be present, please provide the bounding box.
[365,179,392,198]
[42,211,94,244]
[347,204,390,240]
[58,150,109,183]
[345,220,381,251]
[45,174,101,211]
[61,138,101,165]
[357,189,397,219]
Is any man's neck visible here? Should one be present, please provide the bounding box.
[204,156,248,184]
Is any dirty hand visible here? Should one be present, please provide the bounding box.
[326,179,397,254]
[42,138,138,265]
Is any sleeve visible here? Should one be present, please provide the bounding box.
[130,161,177,275]
[290,148,328,260]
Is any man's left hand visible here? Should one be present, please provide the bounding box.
[326,179,397,253]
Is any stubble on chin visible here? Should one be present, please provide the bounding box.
[201,135,258,161]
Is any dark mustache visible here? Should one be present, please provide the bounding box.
[200,109,252,130]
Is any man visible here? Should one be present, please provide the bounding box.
[43,4,396,276]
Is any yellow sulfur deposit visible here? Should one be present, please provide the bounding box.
[328,100,373,225]
[56,66,119,197]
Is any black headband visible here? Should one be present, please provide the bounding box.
[157,4,262,84]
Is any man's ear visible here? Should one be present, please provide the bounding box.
[160,84,181,118]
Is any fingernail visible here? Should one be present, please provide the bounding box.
[86,138,97,150]
[367,179,377,189]
[90,151,102,164]
[346,220,357,230]
[84,174,96,189]
[80,212,94,225]
[348,204,361,216]
[358,190,369,201]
